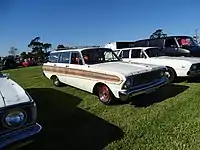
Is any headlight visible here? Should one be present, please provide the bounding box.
[4,110,27,127]
[192,65,197,70]
[124,79,132,89]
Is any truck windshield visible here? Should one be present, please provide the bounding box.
[81,48,120,65]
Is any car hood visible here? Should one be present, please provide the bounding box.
[88,61,165,77]
[153,56,200,64]
[0,77,31,108]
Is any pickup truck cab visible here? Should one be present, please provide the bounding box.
[132,36,200,57]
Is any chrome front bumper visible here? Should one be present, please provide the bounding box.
[0,123,42,149]
[119,78,168,101]
[187,70,200,76]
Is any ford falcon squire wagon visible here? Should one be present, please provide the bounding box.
[0,73,41,149]
[43,47,169,104]
[114,47,200,82]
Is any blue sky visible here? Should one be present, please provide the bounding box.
[0,0,200,56]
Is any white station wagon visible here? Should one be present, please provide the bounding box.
[0,72,41,149]
[114,47,200,82]
[43,47,169,104]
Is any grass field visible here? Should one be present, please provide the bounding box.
[3,66,200,150]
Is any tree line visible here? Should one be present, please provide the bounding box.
[5,28,199,60]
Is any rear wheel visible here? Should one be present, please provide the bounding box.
[97,84,115,105]
[166,67,176,83]
[52,76,62,87]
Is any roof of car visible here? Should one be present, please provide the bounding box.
[134,35,192,42]
[50,47,109,53]
[114,47,158,51]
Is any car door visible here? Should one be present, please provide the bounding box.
[56,51,71,84]
[163,38,178,56]
[65,51,86,90]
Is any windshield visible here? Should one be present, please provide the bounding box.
[145,48,166,57]
[176,37,198,47]
[81,48,120,65]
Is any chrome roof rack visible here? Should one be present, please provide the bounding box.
[55,46,100,51]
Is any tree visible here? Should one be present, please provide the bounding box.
[20,52,27,59]
[57,44,65,49]
[43,43,52,53]
[8,47,18,56]
[150,29,167,39]
[28,36,52,62]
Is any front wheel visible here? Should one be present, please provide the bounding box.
[97,84,115,105]
[166,67,176,83]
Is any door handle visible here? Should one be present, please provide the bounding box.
[66,65,69,68]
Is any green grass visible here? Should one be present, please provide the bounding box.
[3,66,200,150]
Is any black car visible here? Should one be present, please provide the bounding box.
[132,36,200,57]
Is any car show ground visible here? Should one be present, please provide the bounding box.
[3,66,200,150]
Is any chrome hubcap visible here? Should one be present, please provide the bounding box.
[54,79,59,85]
[99,86,110,102]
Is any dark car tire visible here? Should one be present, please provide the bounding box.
[166,67,177,83]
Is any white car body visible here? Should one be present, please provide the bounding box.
[0,73,41,148]
[43,47,169,103]
[114,47,200,77]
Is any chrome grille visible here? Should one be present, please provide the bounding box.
[130,70,162,87]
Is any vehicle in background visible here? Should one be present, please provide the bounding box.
[114,47,200,82]
[0,73,42,149]
[43,47,169,105]
[105,41,135,50]
[132,36,200,57]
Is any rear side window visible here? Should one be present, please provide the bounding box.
[49,53,59,63]
[131,49,142,58]
[165,38,177,47]
[58,52,70,63]
[120,50,130,58]
[149,39,163,47]
[134,40,149,47]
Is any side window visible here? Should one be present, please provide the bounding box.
[165,38,177,47]
[149,39,161,46]
[49,53,59,63]
[70,52,83,65]
[121,50,130,58]
[58,52,70,63]
[131,49,142,58]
